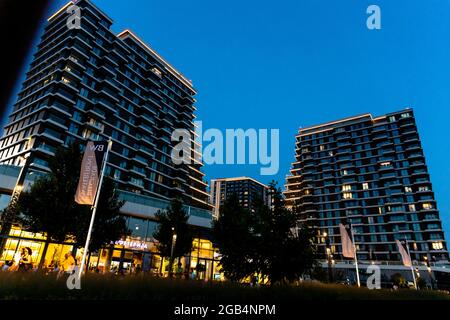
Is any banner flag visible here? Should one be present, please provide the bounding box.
[75,141,108,205]
[339,223,355,258]
[396,239,412,267]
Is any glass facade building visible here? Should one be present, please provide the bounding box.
[0,0,219,277]
[284,109,448,263]
[0,0,211,210]
[210,177,270,219]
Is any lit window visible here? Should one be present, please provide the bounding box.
[419,186,429,192]
[343,192,352,199]
[404,187,413,193]
[320,145,325,151]
[389,116,396,122]
[342,170,348,176]
[362,183,369,190]
[378,207,383,214]
[342,185,352,191]
[380,162,391,167]
[432,242,443,250]
[409,204,416,212]
[151,67,162,78]
[401,113,411,118]
[423,203,433,210]
[62,77,71,84]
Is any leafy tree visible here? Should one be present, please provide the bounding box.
[390,273,408,288]
[212,194,257,282]
[153,198,193,277]
[72,176,128,253]
[18,143,84,269]
[213,181,316,284]
[17,142,127,269]
[253,182,316,284]
[416,277,428,290]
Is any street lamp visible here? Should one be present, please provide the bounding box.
[170,227,177,277]
[323,231,333,283]
[424,256,434,290]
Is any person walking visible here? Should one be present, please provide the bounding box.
[18,247,33,272]
[58,252,75,279]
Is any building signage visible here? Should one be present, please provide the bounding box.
[113,240,149,250]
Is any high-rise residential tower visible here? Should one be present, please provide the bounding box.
[284,109,448,263]
[0,0,211,210]
[210,177,270,219]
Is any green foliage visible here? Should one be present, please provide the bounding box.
[72,177,128,252]
[213,181,316,284]
[212,194,257,281]
[417,277,428,290]
[391,273,408,288]
[153,198,193,275]
[16,142,127,258]
[253,182,316,284]
[18,143,85,244]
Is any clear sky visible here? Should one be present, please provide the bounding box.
[6,0,450,236]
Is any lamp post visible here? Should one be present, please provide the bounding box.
[323,231,333,283]
[424,256,434,290]
[170,227,177,277]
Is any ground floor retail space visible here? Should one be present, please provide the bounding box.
[0,227,223,281]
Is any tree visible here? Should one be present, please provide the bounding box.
[18,143,85,269]
[253,182,316,284]
[213,182,316,284]
[390,273,408,288]
[71,176,128,257]
[212,194,257,282]
[416,277,428,290]
[17,142,128,269]
[153,198,193,277]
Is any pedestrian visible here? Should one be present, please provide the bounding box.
[18,247,33,272]
[58,252,75,279]
[1,261,13,272]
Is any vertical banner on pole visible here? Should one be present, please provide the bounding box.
[75,141,108,205]
[396,239,417,289]
[76,139,112,280]
[339,223,360,287]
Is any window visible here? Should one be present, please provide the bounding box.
[319,145,325,151]
[422,203,433,210]
[401,112,411,118]
[408,204,416,212]
[72,111,82,122]
[343,192,353,200]
[342,185,352,191]
[76,99,86,110]
[61,77,71,84]
[419,186,429,192]
[432,242,444,250]
[362,183,369,190]
[68,123,79,134]
[404,187,413,193]
[389,116,396,122]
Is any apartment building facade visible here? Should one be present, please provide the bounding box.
[284,109,448,263]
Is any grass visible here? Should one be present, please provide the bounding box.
[0,273,449,301]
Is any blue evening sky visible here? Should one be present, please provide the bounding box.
[4,0,450,236]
